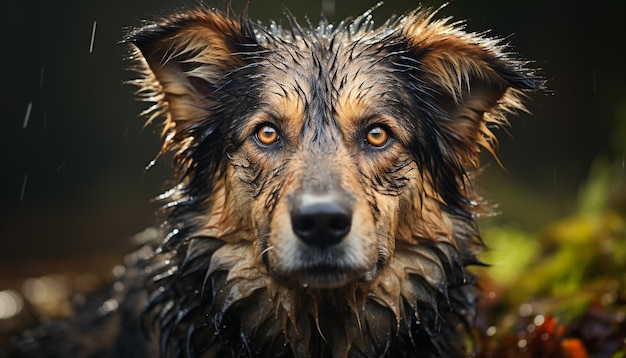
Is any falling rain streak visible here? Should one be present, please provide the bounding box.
[592,68,597,92]
[23,102,32,129]
[89,21,97,53]
[20,174,28,202]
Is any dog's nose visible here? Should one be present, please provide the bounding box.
[290,193,352,248]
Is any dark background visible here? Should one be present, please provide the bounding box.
[1,0,625,267]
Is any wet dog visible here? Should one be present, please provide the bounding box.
[12,5,541,357]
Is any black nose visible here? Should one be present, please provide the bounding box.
[290,193,353,248]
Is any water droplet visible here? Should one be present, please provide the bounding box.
[517,338,527,349]
[601,291,617,305]
[89,21,97,53]
[145,160,156,171]
[533,314,545,326]
[0,290,24,319]
[19,174,28,202]
[23,102,32,129]
[592,68,597,92]
[112,265,125,277]
[100,298,118,313]
[486,326,497,337]
[518,303,533,317]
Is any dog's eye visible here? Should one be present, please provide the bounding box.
[365,126,389,147]
[256,125,280,146]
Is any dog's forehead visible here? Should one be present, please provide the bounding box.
[256,33,402,131]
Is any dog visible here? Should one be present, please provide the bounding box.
[11,5,542,357]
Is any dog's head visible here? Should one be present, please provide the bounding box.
[129,7,540,290]
[128,6,542,355]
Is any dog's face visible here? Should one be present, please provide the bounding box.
[234,37,428,288]
[129,8,539,289]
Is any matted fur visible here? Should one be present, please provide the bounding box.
[12,5,542,358]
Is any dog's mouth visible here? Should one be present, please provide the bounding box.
[293,265,358,288]
[269,251,386,289]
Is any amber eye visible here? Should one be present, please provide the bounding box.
[256,125,280,146]
[365,126,389,147]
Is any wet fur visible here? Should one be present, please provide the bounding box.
[12,5,542,358]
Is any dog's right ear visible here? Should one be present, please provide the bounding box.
[127,9,255,151]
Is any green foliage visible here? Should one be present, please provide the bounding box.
[476,158,626,356]
[480,158,626,304]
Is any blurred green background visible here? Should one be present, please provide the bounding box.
[0,0,624,293]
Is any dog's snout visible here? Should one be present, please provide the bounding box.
[291,193,352,248]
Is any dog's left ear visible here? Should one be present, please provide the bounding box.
[401,10,543,166]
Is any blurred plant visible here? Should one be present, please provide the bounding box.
[475,157,626,357]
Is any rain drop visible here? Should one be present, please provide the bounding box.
[20,174,28,202]
[518,303,533,317]
[592,68,596,92]
[23,102,32,129]
[0,290,24,319]
[112,265,125,277]
[89,21,97,53]
[100,298,118,314]
[145,160,156,171]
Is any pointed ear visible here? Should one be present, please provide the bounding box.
[127,9,256,152]
[401,10,543,166]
